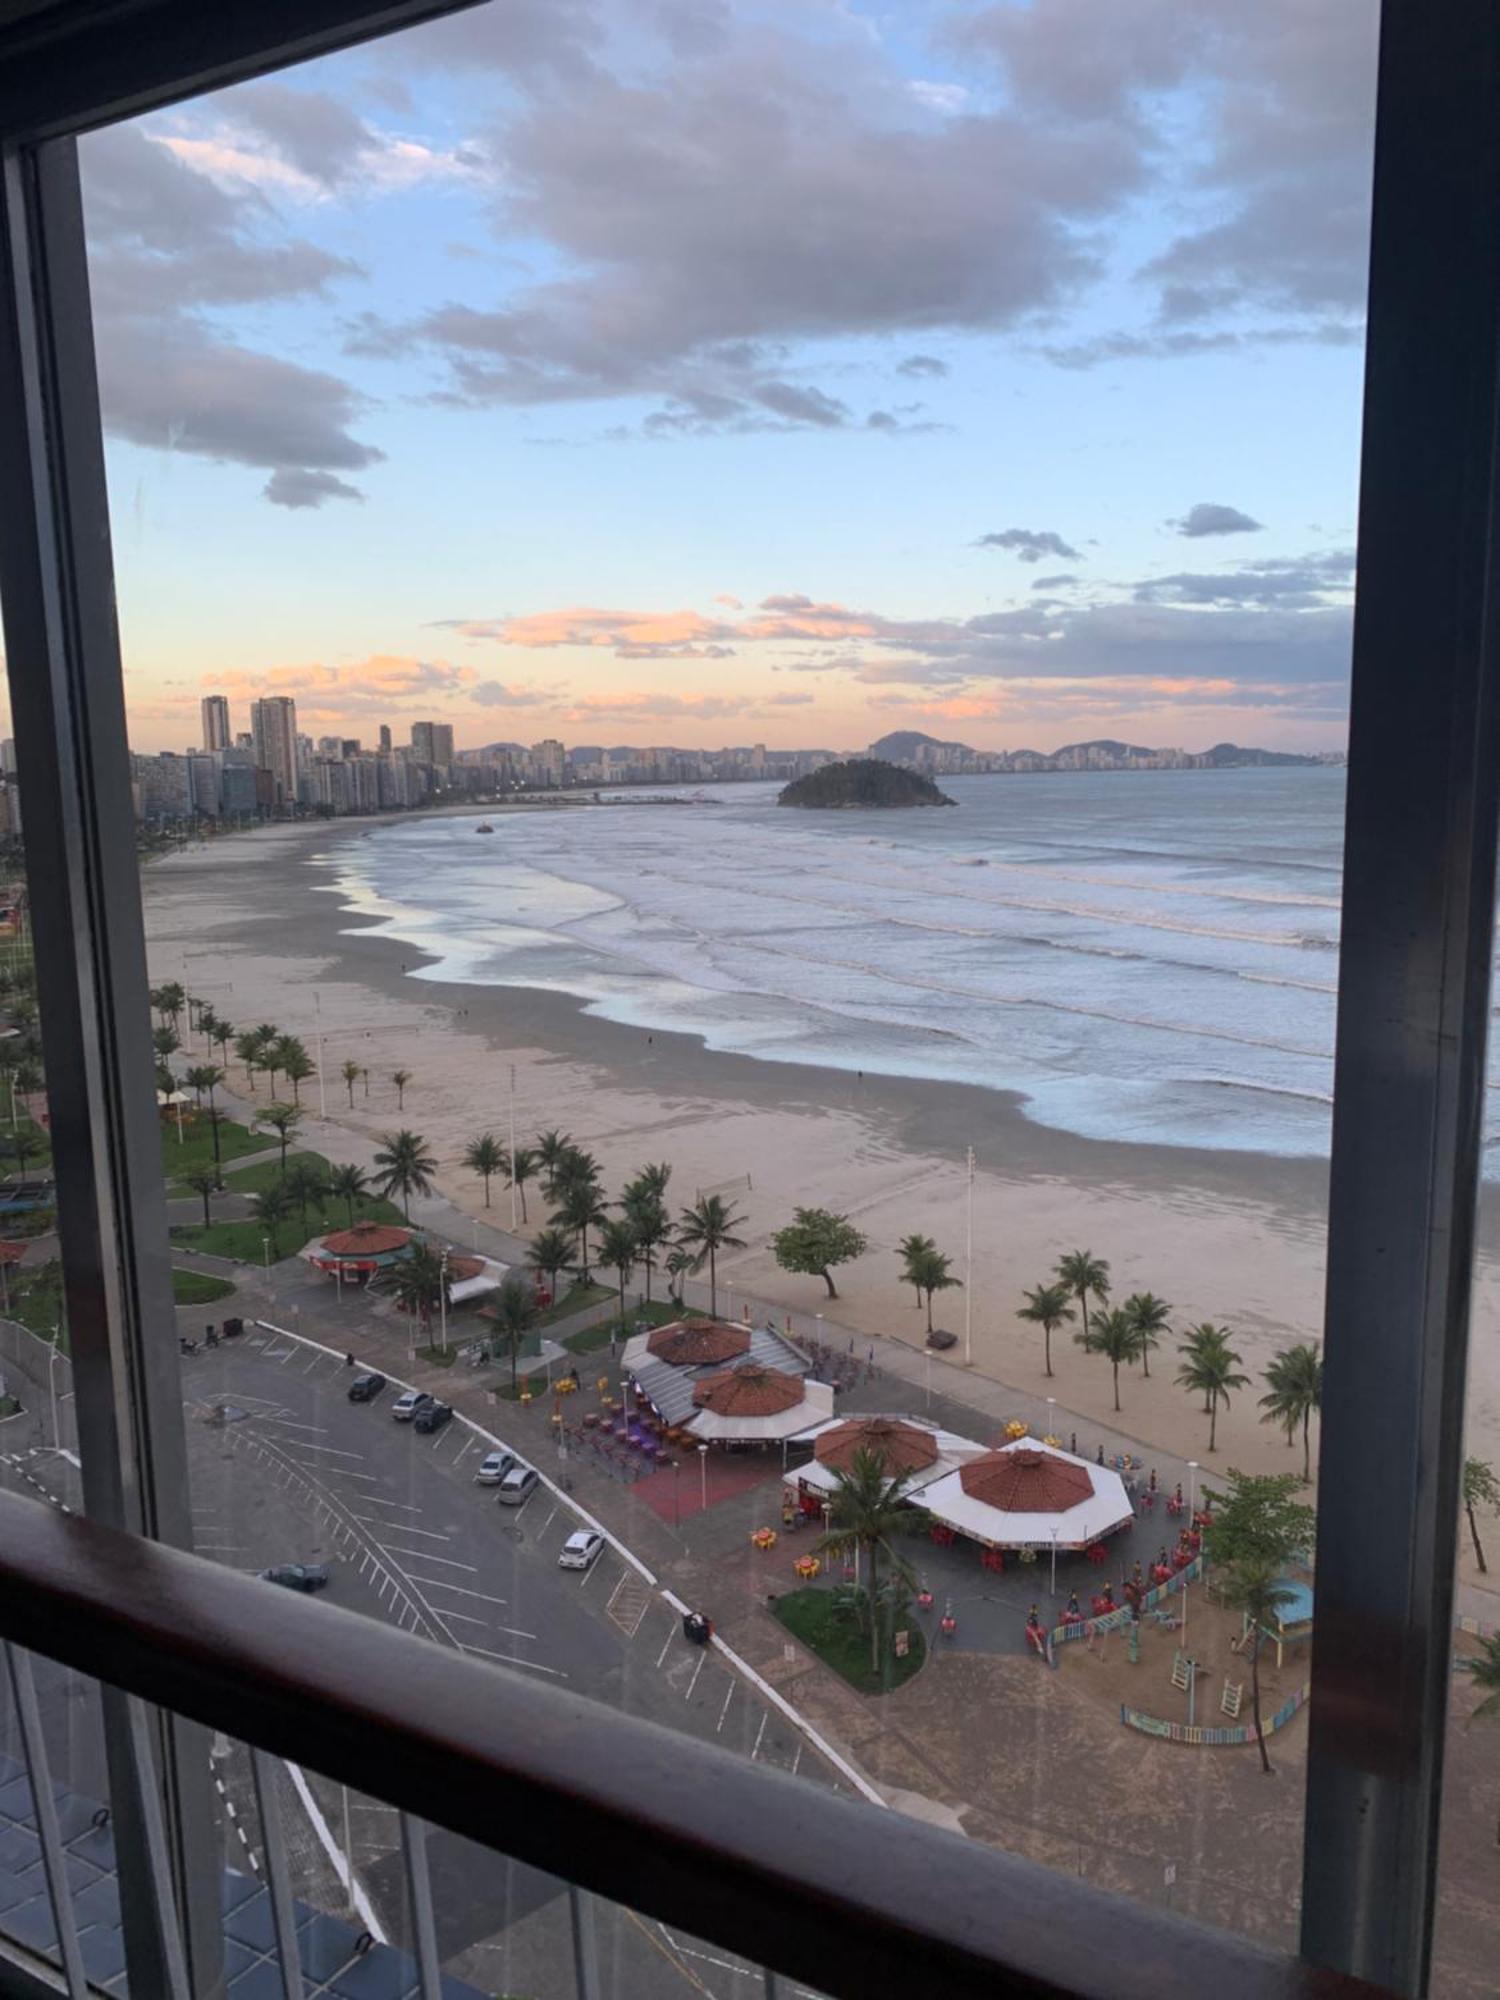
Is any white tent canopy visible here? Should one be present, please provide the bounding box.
[687,1377,835,1442]
[919,1439,1133,1552]
[781,1416,987,1501]
[449,1258,508,1304]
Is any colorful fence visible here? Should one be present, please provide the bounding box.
[1046,1555,1205,1662]
[1120,1681,1310,1748]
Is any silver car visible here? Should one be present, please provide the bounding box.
[391,1390,431,1422]
[558,1530,604,1571]
[495,1464,538,1507]
[474,1449,517,1485]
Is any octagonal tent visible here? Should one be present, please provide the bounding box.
[918,1438,1132,1552]
[305,1220,414,1284]
[646,1317,751,1368]
[815,1417,941,1478]
[685,1362,835,1443]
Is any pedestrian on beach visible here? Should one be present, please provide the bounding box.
[1097,1444,1105,1466]
[1070,1432,1077,1457]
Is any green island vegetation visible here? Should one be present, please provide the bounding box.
[776,758,957,810]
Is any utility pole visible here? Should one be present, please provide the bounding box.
[314,990,326,1121]
[964,1145,974,1366]
[508,1064,518,1230]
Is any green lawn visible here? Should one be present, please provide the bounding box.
[171,1267,236,1304]
[772,1587,927,1696]
[170,1147,407,1260]
[171,1218,294,1263]
[562,1298,679,1355]
[161,1115,264,1188]
[223,1151,406,1225]
[3,1261,65,1342]
[3,1115,52,1172]
[536,1280,611,1328]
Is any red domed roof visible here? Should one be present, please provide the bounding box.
[693,1365,806,1418]
[320,1221,412,1257]
[647,1317,751,1367]
[959,1448,1093,1514]
[815,1418,939,1476]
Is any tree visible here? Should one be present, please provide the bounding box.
[1017,1282,1074,1379]
[341,1059,361,1109]
[233,1031,263,1089]
[910,1244,960,1337]
[772,1207,867,1299]
[256,1028,283,1097]
[1463,1456,1500,1575]
[488,1275,540,1393]
[276,1038,315,1106]
[390,1240,445,1346]
[1176,1324,1248,1450]
[185,1063,226,1176]
[1217,1562,1298,1775]
[597,1217,638,1328]
[535,1128,575,1195]
[260,1102,302,1172]
[1121,1291,1171,1380]
[1458,1633,1500,1845]
[526,1225,574,1306]
[152,981,185,1033]
[552,1177,607,1280]
[1056,1250,1110,1345]
[213,1017,236,1069]
[184,1166,219,1229]
[549,1147,603,1204]
[373,1129,436,1221]
[897,1233,937,1309]
[1076,1306,1141,1412]
[505,1145,538,1224]
[675,1194,746,1318]
[665,1244,694,1305]
[252,1184,291,1259]
[1204,1471,1315,1776]
[464,1133,504,1208]
[282,1160,329,1229]
[623,1172,670,1300]
[392,1068,412,1111]
[815,1448,922,1676]
[152,1022,180,1084]
[327,1162,369,1227]
[1259,1345,1324,1482]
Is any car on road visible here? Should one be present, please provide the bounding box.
[257,1564,329,1593]
[391,1389,433,1422]
[474,1450,517,1485]
[413,1400,454,1435]
[347,1371,387,1403]
[557,1530,604,1571]
[495,1463,538,1507]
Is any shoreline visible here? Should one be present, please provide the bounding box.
[138,819,1500,1483]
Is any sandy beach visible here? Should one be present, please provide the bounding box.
[139,818,1500,1492]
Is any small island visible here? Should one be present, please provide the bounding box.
[777,758,958,810]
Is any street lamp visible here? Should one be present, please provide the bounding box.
[1050,1524,1059,1597]
[261,1234,270,1274]
[439,1248,450,1354]
[1183,1460,1200,1645]
[697,1441,709,1511]
[1046,1396,1056,1441]
[47,1329,61,1444]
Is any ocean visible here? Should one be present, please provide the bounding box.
[325,768,1355,1162]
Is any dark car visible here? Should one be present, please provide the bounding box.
[257,1564,329,1593]
[412,1401,453,1435]
[347,1371,387,1403]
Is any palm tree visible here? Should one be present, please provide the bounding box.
[392,1068,412,1111]
[152,1022,180,1082]
[898,1233,937,1309]
[212,1017,236,1069]
[282,1160,329,1230]
[815,1448,922,1676]
[153,981,185,1033]
[197,1006,219,1053]
[1017,1282,1074,1379]
[260,1102,302,1171]
[390,1240,446,1347]
[665,1244,694,1306]
[464,1133,505,1207]
[535,1128,575,1197]
[597,1216,638,1328]
[675,1194,746,1318]
[506,1144,538,1224]
[550,1147,602,1202]
[1180,1321,1230,1412]
[1176,1324,1249,1450]
[1463,1456,1500,1575]
[185,1063,227,1176]
[1056,1250,1110,1346]
[327,1162,369,1227]
[488,1275,540,1392]
[255,1026,283,1097]
[276,1038,315,1106]
[553,1177,607,1281]
[233,1031,263,1089]
[1217,1563,1297,1774]
[1259,1345,1324,1482]
[912,1244,960,1336]
[341,1059,361,1109]
[1077,1306,1141,1412]
[252,1184,291,1259]
[623,1176,670,1300]
[526,1225,574,1307]
[1121,1291,1170,1380]
[373,1129,437,1221]
[1458,1633,1500,1843]
[183,1166,219,1228]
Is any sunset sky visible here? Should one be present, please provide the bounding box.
[62,0,1374,755]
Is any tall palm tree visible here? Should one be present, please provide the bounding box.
[327,1162,369,1227]
[665,1245,694,1305]
[1176,1324,1249,1450]
[254,1026,283,1097]
[1121,1291,1171,1380]
[184,1166,219,1229]
[1017,1282,1075,1379]
[464,1133,504,1207]
[535,1128,575,1198]
[282,1160,328,1230]
[815,1448,922,1676]
[233,1031,263,1089]
[623,1177,670,1301]
[488,1275,540,1392]
[1077,1306,1140,1412]
[252,1184,291,1259]
[1463,1456,1500,1575]
[1259,1344,1324,1482]
[549,1147,602,1202]
[152,1023,180,1086]
[1458,1632,1500,1844]
[153,982,185,1033]
[505,1144,538,1224]
[912,1245,960,1337]
[898,1233,937,1309]
[212,1017,236,1070]
[341,1059,361,1109]
[1180,1321,1231,1412]
[597,1216,638,1328]
[1217,1563,1297,1775]
[373,1129,437,1221]
[392,1068,412,1111]
[553,1177,608,1281]
[260,1102,302,1171]
[526,1225,574,1306]
[390,1240,446,1347]
[276,1037,315,1106]
[184,1063,227,1176]
[675,1194,746,1318]
[1056,1250,1110,1346]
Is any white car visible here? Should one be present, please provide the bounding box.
[390,1390,431,1423]
[558,1529,604,1572]
[474,1450,517,1485]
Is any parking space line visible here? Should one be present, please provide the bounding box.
[459,1644,567,1679]
[358,1494,423,1512]
[716,1685,735,1734]
[792,1745,802,1777]
[303,1354,322,1374]
[276,1441,365,1461]
[406,1579,508,1608]
[579,1558,608,1589]
[540,1505,558,1535]
[433,1608,489,1629]
[379,1547,477,1572]
[752,1715,768,1761]
[254,1418,327,1434]
[352,1516,450,1542]
[656,1628,677,1670]
[684,1654,705,1703]
[452,1435,476,1468]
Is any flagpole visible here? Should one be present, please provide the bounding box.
[314,989,327,1122]
[509,1063,519,1230]
[964,1144,974,1366]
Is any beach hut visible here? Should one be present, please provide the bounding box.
[622,1315,830,1445]
[686,1363,835,1443]
[918,1439,1133,1554]
[305,1220,414,1286]
[780,1414,989,1522]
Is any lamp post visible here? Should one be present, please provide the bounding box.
[508,1064,518,1230]
[1183,1460,1199,1645]
[261,1234,270,1274]
[439,1248,450,1354]
[697,1441,708,1511]
[963,1144,974,1366]
[1046,1396,1056,1442]
[672,1458,681,1533]
[314,990,327,1122]
[1050,1525,1059,1597]
[47,1329,61,1443]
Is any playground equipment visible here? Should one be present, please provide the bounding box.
[1220,1680,1244,1719]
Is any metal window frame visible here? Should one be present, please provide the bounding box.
[0,0,1495,1994]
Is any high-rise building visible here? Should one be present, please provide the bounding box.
[531,738,565,787]
[200,695,231,751]
[411,720,455,768]
[250,695,298,806]
[378,724,392,754]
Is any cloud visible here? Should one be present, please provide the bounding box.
[896,354,949,379]
[207,654,477,722]
[1031,573,1078,590]
[212,80,375,187]
[264,468,365,509]
[1172,502,1265,538]
[1134,549,1354,609]
[975,528,1083,564]
[469,680,554,708]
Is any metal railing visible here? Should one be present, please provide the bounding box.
[0,1485,1384,2000]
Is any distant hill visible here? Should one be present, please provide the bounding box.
[869,730,1327,773]
[867,730,971,764]
[778,759,957,810]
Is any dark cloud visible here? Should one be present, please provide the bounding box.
[264,468,366,509]
[975,528,1083,563]
[1031,573,1078,589]
[217,80,375,185]
[897,354,949,378]
[1040,321,1361,370]
[1134,549,1354,610]
[469,681,553,707]
[752,381,849,428]
[1173,502,1264,538]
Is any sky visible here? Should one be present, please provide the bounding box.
[57,0,1376,755]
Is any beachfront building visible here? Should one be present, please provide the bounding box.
[918,1440,1133,1557]
[622,1316,834,1444]
[302,1219,413,1286]
[781,1415,988,1518]
[250,695,299,808]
